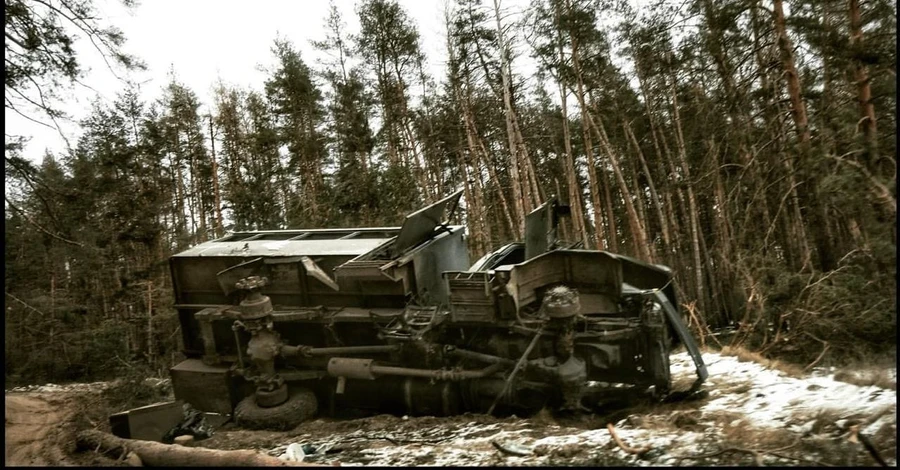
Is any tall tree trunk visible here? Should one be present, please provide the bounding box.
[773,0,833,271]
[456,68,517,236]
[493,0,530,235]
[848,0,879,169]
[394,74,434,204]
[589,112,651,260]
[208,115,224,238]
[668,74,706,315]
[712,139,737,322]
[625,132,650,255]
[557,85,588,247]
[703,0,771,257]
[304,112,322,225]
[599,161,618,252]
[473,158,493,255]
[446,15,516,242]
[750,0,805,268]
[773,0,811,149]
[550,3,588,247]
[458,146,486,257]
[631,55,684,265]
[624,120,671,253]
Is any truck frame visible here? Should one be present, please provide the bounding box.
[167,191,707,429]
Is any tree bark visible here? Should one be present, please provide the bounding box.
[848,0,879,168]
[75,429,322,467]
[454,49,517,237]
[493,0,532,235]
[208,114,224,238]
[624,120,670,252]
[668,73,706,315]
[585,107,651,261]
[550,3,588,247]
[774,0,833,271]
[557,83,588,248]
[773,0,811,150]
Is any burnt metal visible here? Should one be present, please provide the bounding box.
[167,193,708,429]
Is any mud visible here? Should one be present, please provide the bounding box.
[5,393,80,466]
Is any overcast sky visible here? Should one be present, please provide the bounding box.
[7,0,538,161]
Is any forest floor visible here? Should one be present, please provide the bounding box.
[5,348,896,467]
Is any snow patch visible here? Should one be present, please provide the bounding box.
[265,351,895,466]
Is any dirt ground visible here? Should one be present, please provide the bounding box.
[5,384,143,467]
[5,350,896,467]
[3,393,114,467]
[5,394,74,466]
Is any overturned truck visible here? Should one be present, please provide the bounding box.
[168,191,707,430]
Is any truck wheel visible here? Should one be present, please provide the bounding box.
[234,386,318,431]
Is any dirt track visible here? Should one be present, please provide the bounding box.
[5,393,77,466]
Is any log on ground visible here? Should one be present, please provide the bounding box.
[75,429,330,467]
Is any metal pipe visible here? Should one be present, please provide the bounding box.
[445,347,516,367]
[327,357,505,382]
[231,321,247,370]
[282,344,401,358]
[488,327,544,415]
[310,345,401,356]
[233,329,245,370]
[371,362,503,380]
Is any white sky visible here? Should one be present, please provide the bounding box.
[6,0,537,161]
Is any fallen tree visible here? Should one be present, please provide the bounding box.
[75,429,330,466]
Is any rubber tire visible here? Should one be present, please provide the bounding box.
[234,386,318,431]
[255,384,289,407]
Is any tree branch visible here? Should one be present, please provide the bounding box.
[5,196,84,247]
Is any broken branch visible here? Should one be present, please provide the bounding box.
[606,423,651,455]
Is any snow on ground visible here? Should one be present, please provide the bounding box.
[9,353,891,466]
[6,378,170,394]
[680,353,896,437]
[263,351,896,467]
[7,381,116,394]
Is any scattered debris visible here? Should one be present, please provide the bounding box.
[162,403,218,443]
[282,443,308,462]
[491,438,533,456]
[6,349,896,467]
[242,350,896,467]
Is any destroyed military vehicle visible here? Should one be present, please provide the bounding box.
[167,191,707,430]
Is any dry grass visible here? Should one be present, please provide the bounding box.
[869,420,898,460]
[719,345,805,377]
[531,407,558,427]
[718,379,754,395]
[808,409,849,435]
[833,369,897,390]
[720,418,798,450]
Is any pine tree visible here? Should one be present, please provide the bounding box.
[356,0,427,219]
[314,2,380,225]
[265,39,329,228]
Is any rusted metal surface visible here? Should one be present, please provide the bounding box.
[167,195,708,429]
[109,401,184,442]
[170,360,234,415]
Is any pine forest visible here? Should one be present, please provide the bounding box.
[5,0,896,384]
